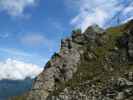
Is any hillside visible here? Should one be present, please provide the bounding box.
[11,19,133,100]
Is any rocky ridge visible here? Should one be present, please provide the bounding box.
[11,20,133,100]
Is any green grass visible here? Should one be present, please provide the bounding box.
[10,20,133,99]
[50,23,130,96]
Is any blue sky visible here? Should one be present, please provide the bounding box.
[0,0,133,80]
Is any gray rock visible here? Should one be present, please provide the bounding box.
[10,20,133,100]
[116,92,125,100]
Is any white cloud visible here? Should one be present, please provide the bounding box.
[20,33,54,52]
[0,47,49,67]
[123,7,133,14]
[71,8,108,31]
[122,16,133,24]
[69,0,133,31]
[0,0,37,16]
[123,2,133,15]
[21,34,47,46]
[0,48,32,57]
[0,58,43,80]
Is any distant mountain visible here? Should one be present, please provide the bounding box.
[11,20,133,100]
[0,78,33,100]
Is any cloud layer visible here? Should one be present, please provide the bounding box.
[69,0,133,31]
[20,33,53,52]
[0,58,43,80]
[0,0,37,16]
[21,34,46,46]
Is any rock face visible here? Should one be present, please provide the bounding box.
[11,20,133,100]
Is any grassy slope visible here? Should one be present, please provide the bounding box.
[51,21,133,96]
[10,21,133,100]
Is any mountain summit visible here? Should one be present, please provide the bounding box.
[11,19,133,100]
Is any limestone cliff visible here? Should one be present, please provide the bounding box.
[11,20,133,100]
